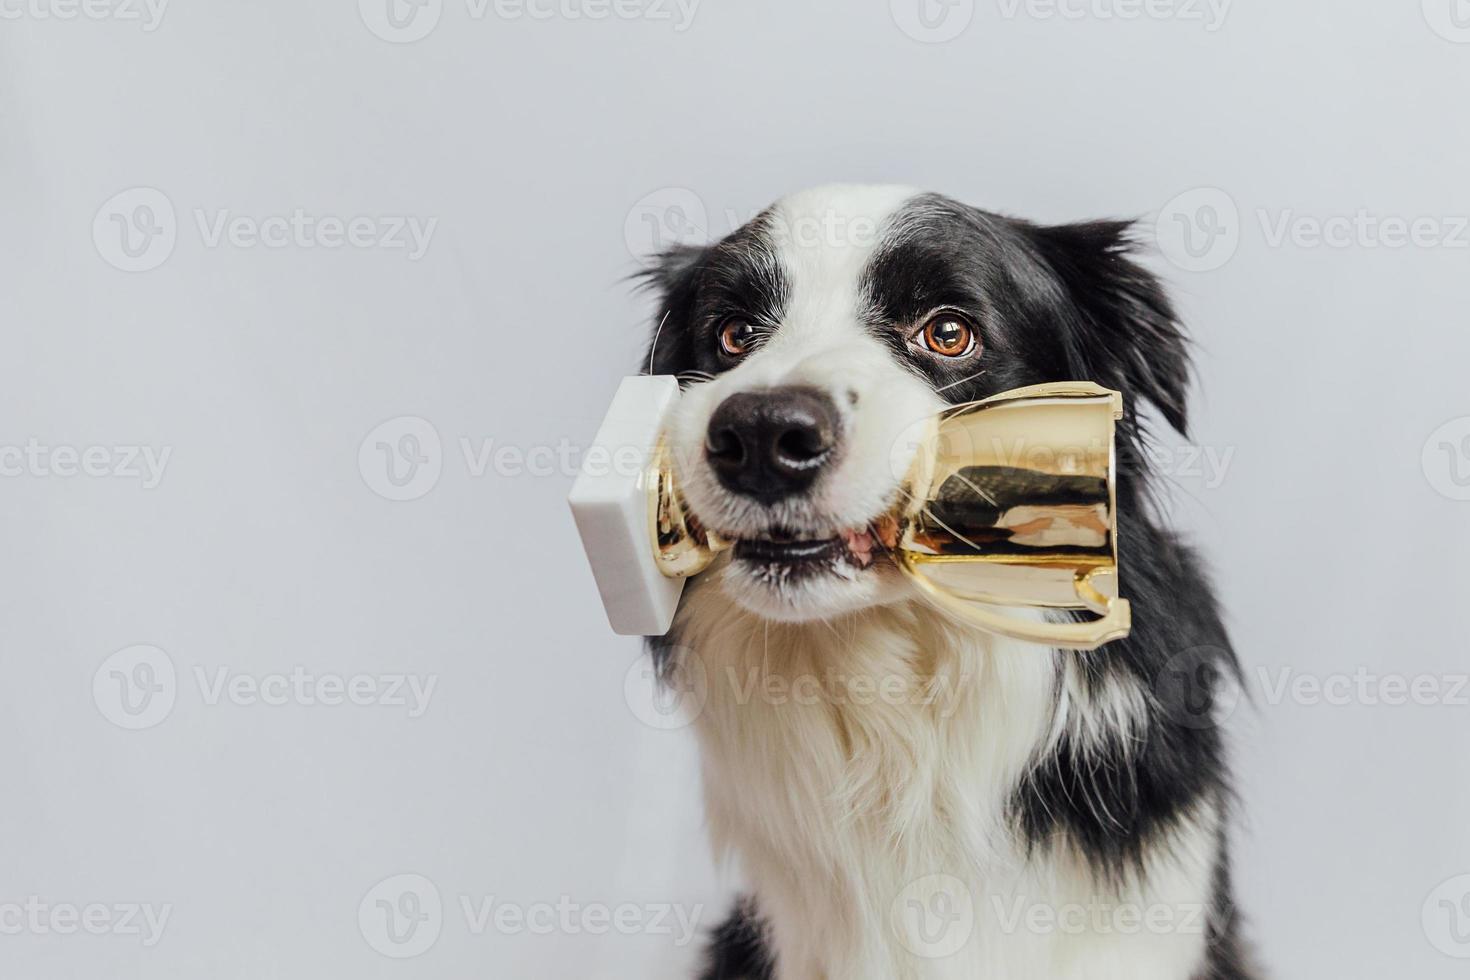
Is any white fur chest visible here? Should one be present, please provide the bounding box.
[672,579,1216,980]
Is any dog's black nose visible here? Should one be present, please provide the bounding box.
[705,387,839,500]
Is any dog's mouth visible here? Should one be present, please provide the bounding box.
[730,517,901,577]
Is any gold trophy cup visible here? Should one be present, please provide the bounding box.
[892,381,1130,650]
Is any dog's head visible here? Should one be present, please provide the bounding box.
[641,185,1190,623]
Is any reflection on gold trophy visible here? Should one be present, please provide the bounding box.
[649,382,1131,651]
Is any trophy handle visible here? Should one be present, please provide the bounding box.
[901,554,1132,652]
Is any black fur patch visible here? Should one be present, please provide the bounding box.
[637,212,790,383]
[697,897,774,980]
[1013,515,1240,879]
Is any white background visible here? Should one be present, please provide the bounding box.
[3,1,1469,977]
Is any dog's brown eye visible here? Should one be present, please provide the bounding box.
[920,314,976,358]
[719,318,760,357]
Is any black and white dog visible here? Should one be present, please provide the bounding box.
[637,186,1251,979]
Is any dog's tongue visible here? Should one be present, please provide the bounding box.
[843,528,876,568]
[841,516,901,568]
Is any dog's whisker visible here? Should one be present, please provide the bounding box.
[919,506,987,555]
[935,368,987,394]
[646,309,671,376]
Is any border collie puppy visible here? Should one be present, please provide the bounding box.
[637,185,1252,980]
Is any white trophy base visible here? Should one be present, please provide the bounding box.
[568,375,685,636]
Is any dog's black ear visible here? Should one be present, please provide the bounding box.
[1029,221,1192,436]
[633,244,707,376]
